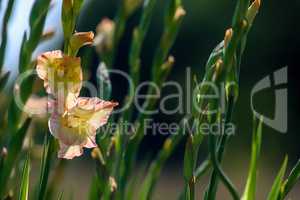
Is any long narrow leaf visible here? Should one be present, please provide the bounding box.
[0,71,10,92]
[36,135,55,200]
[18,155,31,200]
[278,159,300,199]
[0,118,32,197]
[0,0,15,72]
[267,156,288,200]
[241,116,263,200]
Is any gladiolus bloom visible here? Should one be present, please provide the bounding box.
[49,97,118,159]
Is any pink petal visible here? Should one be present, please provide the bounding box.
[84,136,97,148]
[58,142,83,159]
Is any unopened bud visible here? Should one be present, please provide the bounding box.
[247,0,261,26]
[109,176,117,192]
[174,6,186,21]
[162,56,175,70]
[94,18,115,54]
[224,28,233,48]
[1,147,8,157]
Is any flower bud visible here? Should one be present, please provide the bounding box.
[94,18,115,55]
[247,0,261,26]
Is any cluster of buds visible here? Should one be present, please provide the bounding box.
[36,32,118,159]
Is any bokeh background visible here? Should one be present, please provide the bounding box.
[0,0,299,199]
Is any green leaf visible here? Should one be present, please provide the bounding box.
[36,135,55,200]
[0,0,15,72]
[0,71,10,92]
[58,192,64,200]
[278,159,300,199]
[267,156,288,200]
[138,131,184,200]
[0,118,32,197]
[19,155,31,200]
[241,116,263,200]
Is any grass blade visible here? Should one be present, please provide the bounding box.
[18,155,31,200]
[241,116,263,200]
[36,135,56,200]
[0,71,10,92]
[267,156,288,200]
[0,0,15,72]
[0,118,31,198]
[278,159,300,199]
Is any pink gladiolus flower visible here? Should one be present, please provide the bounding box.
[49,97,118,159]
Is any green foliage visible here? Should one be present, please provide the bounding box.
[242,116,263,200]
[18,155,30,200]
[267,156,288,200]
[0,71,10,92]
[279,159,300,199]
[36,135,56,200]
[0,118,32,197]
[0,0,15,72]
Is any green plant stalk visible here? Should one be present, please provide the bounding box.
[241,116,263,200]
[122,0,157,123]
[205,0,262,197]
[182,116,207,200]
[105,1,133,68]
[205,95,240,200]
[138,118,187,200]
[120,1,185,188]
[0,0,15,73]
[120,56,174,194]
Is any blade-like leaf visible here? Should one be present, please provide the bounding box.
[278,159,300,199]
[36,135,55,200]
[267,156,288,200]
[19,155,31,200]
[0,71,10,92]
[0,118,32,197]
[241,116,263,200]
[0,0,15,72]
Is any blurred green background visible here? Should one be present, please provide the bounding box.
[1,0,299,199]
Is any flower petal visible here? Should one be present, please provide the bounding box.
[75,97,118,130]
[69,32,94,56]
[58,142,83,159]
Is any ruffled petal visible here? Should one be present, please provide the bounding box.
[58,142,83,159]
[75,97,118,131]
